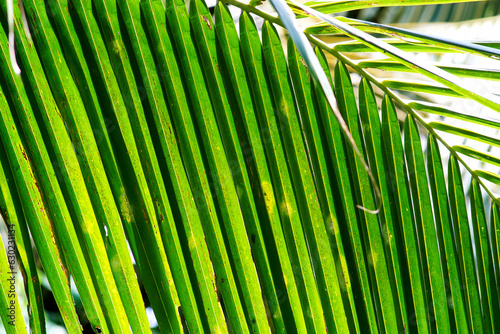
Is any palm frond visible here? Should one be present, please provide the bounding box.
[1,0,499,333]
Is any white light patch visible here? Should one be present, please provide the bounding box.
[146,307,158,328]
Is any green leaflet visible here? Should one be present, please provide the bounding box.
[1,0,499,332]
[382,97,428,334]
[470,180,499,333]
[427,135,467,333]
[405,115,450,334]
[359,60,500,81]
[13,0,150,331]
[240,13,322,333]
[0,75,83,334]
[314,48,378,334]
[358,79,408,332]
[191,2,283,331]
[0,115,44,334]
[212,3,297,332]
[288,40,355,334]
[119,0,226,331]
[336,61,401,334]
[297,0,483,16]
[448,155,483,332]
[0,111,28,334]
[141,0,249,331]
[164,0,269,330]
[263,20,335,333]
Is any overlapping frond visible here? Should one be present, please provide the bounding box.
[0,0,499,333]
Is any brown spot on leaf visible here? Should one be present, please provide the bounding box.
[202,16,212,30]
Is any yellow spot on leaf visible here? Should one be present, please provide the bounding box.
[112,39,122,54]
[261,181,275,215]
[280,201,293,217]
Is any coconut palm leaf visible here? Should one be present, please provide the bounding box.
[1,0,499,333]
